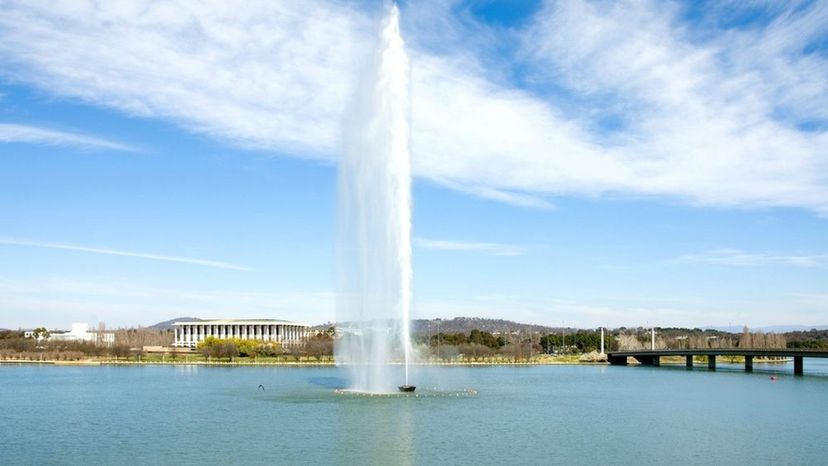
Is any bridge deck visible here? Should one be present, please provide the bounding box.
[606,349,828,358]
[606,348,826,375]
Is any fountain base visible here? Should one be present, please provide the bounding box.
[398,385,416,392]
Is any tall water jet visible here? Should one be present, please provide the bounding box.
[336,5,413,394]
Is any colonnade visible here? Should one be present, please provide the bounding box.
[174,321,309,348]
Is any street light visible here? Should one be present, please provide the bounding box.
[436,318,441,363]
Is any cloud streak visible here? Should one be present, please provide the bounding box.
[677,249,828,268]
[0,237,250,271]
[414,238,524,256]
[0,123,136,151]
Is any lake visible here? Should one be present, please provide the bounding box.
[2,361,827,465]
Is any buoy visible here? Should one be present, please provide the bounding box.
[258,384,265,391]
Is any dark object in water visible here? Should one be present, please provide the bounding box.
[398,385,416,392]
[258,384,265,391]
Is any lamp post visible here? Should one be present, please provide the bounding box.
[436,318,441,363]
[561,321,565,355]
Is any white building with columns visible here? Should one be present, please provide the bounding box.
[173,319,310,348]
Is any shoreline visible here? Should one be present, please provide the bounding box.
[0,357,795,368]
[0,359,607,367]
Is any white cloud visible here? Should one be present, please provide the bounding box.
[521,0,828,212]
[0,237,250,271]
[414,237,524,256]
[677,249,828,268]
[0,1,366,156]
[0,123,136,151]
[0,1,825,213]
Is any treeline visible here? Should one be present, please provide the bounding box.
[540,332,605,353]
[415,326,792,358]
[196,333,334,362]
[0,334,133,361]
[0,328,334,362]
[415,329,544,362]
[421,329,506,349]
[114,328,173,347]
[785,329,828,349]
[612,326,787,350]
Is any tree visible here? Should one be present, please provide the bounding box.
[218,342,239,362]
[616,334,644,351]
[306,333,333,361]
[436,344,459,362]
[740,326,753,348]
[288,344,303,362]
[97,322,106,346]
[111,345,131,360]
[31,327,50,341]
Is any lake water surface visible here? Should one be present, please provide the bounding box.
[2,361,827,465]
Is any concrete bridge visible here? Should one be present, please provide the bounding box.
[607,349,828,375]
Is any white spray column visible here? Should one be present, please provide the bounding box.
[600,327,605,354]
[651,327,655,350]
[337,4,413,393]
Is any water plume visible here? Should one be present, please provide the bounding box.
[336,4,413,394]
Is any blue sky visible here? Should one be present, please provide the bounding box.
[1,0,827,329]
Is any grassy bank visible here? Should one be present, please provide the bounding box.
[0,353,607,366]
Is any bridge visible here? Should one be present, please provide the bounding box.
[606,349,828,375]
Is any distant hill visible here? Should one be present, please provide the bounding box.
[412,317,559,335]
[312,317,562,336]
[149,316,828,336]
[149,317,203,330]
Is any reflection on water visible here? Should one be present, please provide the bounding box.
[307,376,348,389]
[334,387,478,398]
[335,394,416,466]
[174,364,199,376]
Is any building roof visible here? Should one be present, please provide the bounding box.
[173,319,309,327]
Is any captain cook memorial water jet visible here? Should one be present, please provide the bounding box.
[336,5,414,394]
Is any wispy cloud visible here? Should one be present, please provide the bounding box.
[0,123,136,151]
[0,1,825,212]
[412,293,806,329]
[435,179,555,210]
[0,277,330,328]
[677,249,828,268]
[414,238,524,256]
[0,237,250,271]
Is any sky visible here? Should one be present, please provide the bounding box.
[0,0,827,330]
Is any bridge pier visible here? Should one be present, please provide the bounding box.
[635,355,660,366]
[685,355,693,368]
[608,355,627,366]
[745,355,753,372]
[708,355,716,370]
[794,356,803,375]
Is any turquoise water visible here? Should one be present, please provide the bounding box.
[2,362,827,465]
